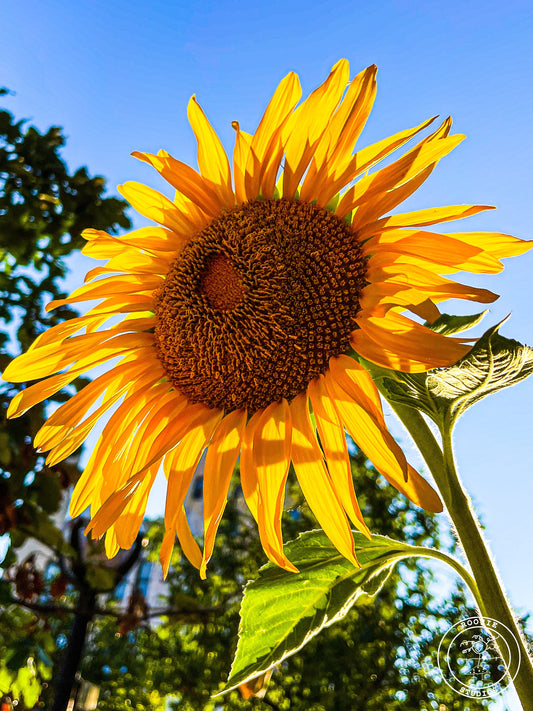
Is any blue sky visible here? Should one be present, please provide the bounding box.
[2,1,533,704]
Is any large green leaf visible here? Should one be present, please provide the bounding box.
[377,319,533,429]
[218,530,423,695]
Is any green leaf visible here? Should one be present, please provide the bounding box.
[426,318,533,419]
[426,310,488,335]
[0,580,13,605]
[15,664,41,708]
[85,564,117,592]
[0,666,14,694]
[4,639,34,671]
[16,510,76,556]
[376,318,533,428]
[0,430,12,465]
[218,530,418,696]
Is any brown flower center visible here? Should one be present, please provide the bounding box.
[154,198,367,413]
[200,253,244,311]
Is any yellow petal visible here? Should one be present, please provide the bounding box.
[365,263,498,308]
[187,96,234,206]
[356,204,494,241]
[407,298,441,323]
[175,507,203,570]
[161,410,223,575]
[82,225,183,255]
[239,410,263,522]
[363,230,503,275]
[69,383,172,517]
[43,369,163,464]
[132,150,223,217]
[27,314,106,352]
[160,528,176,579]
[449,231,533,260]
[201,409,247,578]
[172,181,210,232]
[246,71,302,199]
[349,165,436,225]
[113,465,159,549]
[231,121,254,204]
[252,400,297,572]
[308,376,370,538]
[85,252,172,283]
[259,134,286,200]
[342,124,464,221]
[252,71,302,168]
[48,293,155,321]
[320,66,377,167]
[95,391,181,513]
[104,529,120,558]
[160,507,204,578]
[325,366,407,480]
[301,64,377,204]
[140,407,219,487]
[325,369,442,512]
[86,394,195,536]
[118,181,193,233]
[45,275,160,312]
[163,418,216,530]
[290,392,358,567]
[6,343,147,418]
[320,116,437,208]
[37,361,160,454]
[328,355,385,424]
[86,472,146,539]
[352,312,470,372]
[4,328,153,383]
[282,59,349,199]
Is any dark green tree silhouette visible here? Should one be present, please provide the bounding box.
[0,89,131,707]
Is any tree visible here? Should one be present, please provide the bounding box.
[0,86,131,552]
[0,89,131,707]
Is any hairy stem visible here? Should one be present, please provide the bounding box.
[440,426,533,709]
[389,402,533,709]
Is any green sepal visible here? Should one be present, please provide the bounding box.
[325,192,340,212]
[426,310,488,335]
[374,317,533,430]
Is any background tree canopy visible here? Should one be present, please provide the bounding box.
[0,93,503,709]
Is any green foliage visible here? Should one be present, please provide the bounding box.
[0,91,131,557]
[78,460,493,711]
[424,310,488,336]
[0,98,130,347]
[0,92,131,707]
[0,605,56,708]
[222,529,481,696]
[374,318,533,431]
[224,531,406,693]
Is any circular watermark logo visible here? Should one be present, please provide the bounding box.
[437,616,521,698]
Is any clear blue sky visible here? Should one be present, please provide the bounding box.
[3,1,532,703]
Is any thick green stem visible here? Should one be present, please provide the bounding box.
[440,426,533,709]
[388,402,533,709]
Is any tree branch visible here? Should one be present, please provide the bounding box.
[6,594,76,616]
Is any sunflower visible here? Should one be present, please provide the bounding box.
[3,60,531,578]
